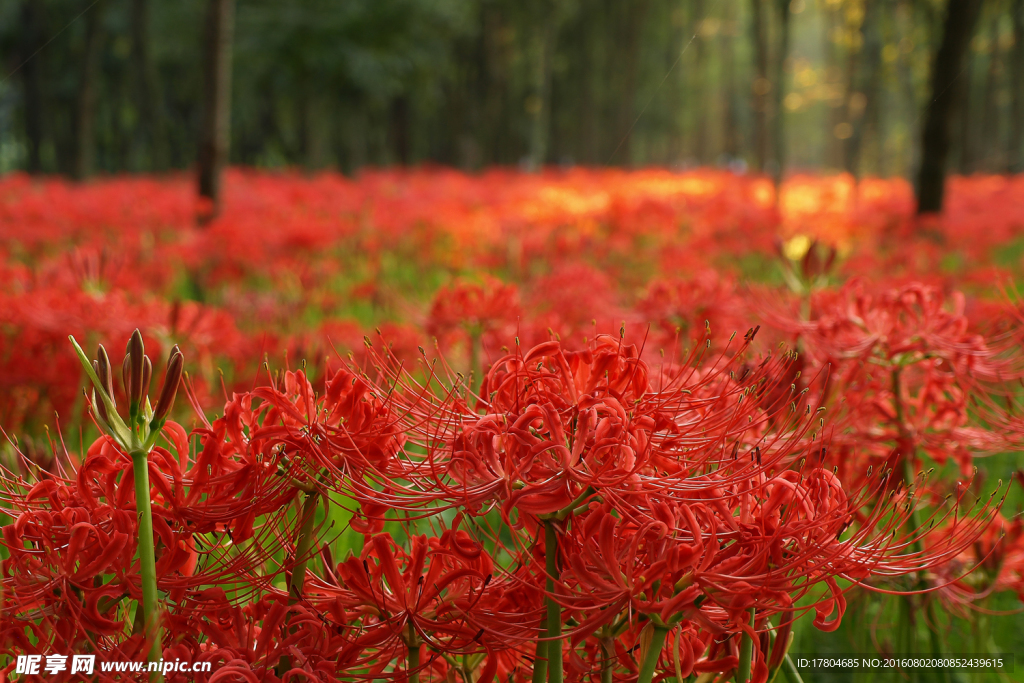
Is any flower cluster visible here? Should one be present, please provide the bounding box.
[0,330,1001,682]
[2,168,1023,680]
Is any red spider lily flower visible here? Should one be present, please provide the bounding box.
[320,532,494,670]
[337,331,1001,683]
[427,276,522,344]
[426,276,523,390]
[758,280,1024,486]
[636,271,749,348]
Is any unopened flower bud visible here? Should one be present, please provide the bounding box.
[96,345,114,399]
[92,361,109,423]
[142,355,152,405]
[152,345,183,426]
[127,329,145,415]
[122,354,132,405]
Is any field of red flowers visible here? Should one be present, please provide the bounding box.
[2,168,1024,682]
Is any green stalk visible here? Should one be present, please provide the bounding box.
[278,488,321,676]
[892,370,948,683]
[469,328,482,398]
[131,449,163,676]
[781,654,805,683]
[530,628,548,683]
[288,489,321,602]
[408,634,421,683]
[544,522,563,683]
[737,608,756,683]
[600,637,615,683]
[637,625,668,683]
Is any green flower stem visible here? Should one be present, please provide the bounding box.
[130,449,163,677]
[544,521,563,683]
[737,608,756,683]
[781,654,805,683]
[278,487,321,676]
[637,625,668,683]
[288,488,321,602]
[469,328,482,397]
[531,636,549,683]
[892,369,949,683]
[892,374,954,683]
[408,631,421,683]
[600,637,615,683]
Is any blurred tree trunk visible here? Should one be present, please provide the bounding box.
[302,90,332,170]
[750,0,770,173]
[692,0,708,165]
[956,51,975,173]
[824,3,842,169]
[771,0,791,188]
[916,0,983,215]
[19,0,45,174]
[721,1,740,161]
[1010,0,1024,172]
[979,11,1002,172]
[482,7,511,164]
[130,0,168,171]
[580,2,605,164]
[389,96,411,166]
[197,0,236,221]
[526,17,554,171]
[611,0,649,165]
[73,0,106,180]
[843,0,881,179]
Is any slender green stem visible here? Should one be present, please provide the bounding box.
[637,626,668,683]
[469,329,482,398]
[531,541,550,683]
[278,488,321,676]
[892,370,949,683]
[544,522,563,683]
[781,654,805,683]
[130,449,162,677]
[737,608,756,683]
[600,637,615,683]
[408,634,421,683]
[531,635,548,683]
[288,489,321,602]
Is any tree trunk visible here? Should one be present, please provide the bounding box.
[771,0,791,188]
[824,3,843,169]
[979,12,1002,172]
[131,0,168,171]
[843,0,881,179]
[610,0,649,165]
[692,0,708,165]
[389,96,411,166]
[19,0,46,174]
[956,48,975,173]
[73,0,106,180]
[197,0,236,222]
[721,1,740,161]
[1010,0,1024,172]
[526,17,553,171]
[915,0,983,215]
[750,0,770,173]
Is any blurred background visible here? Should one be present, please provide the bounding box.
[1,0,1021,182]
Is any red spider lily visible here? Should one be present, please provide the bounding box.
[3,167,1024,680]
[427,277,522,344]
[636,271,749,348]
[925,510,1024,616]
[0,425,297,647]
[323,332,1002,683]
[758,280,1024,485]
[315,531,495,676]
